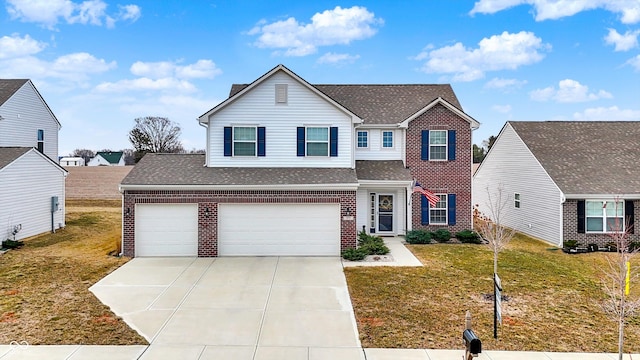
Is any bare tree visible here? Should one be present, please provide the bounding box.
[70,148,94,166]
[475,186,517,274]
[128,116,183,162]
[599,200,640,360]
[120,149,135,165]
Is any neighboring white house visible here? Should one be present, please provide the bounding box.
[88,151,125,166]
[60,157,85,166]
[473,121,640,248]
[0,79,67,241]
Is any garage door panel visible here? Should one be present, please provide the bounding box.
[218,203,340,256]
[136,204,198,257]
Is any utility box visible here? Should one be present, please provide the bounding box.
[51,196,59,212]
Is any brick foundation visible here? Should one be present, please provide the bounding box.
[122,190,357,257]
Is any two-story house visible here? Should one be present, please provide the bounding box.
[120,65,479,257]
[0,79,67,240]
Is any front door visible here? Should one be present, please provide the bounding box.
[377,194,394,233]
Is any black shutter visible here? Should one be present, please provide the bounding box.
[223,127,232,157]
[257,127,266,157]
[577,200,585,233]
[421,130,429,160]
[626,200,635,234]
[330,127,338,157]
[296,127,305,156]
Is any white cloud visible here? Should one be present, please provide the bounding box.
[317,52,360,64]
[6,0,141,29]
[470,0,640,24]
[95,78,197,93]
[573,106,640,120]
[530,79,613,102]
[484,77,527,90]
[492,104,512,113]
[604,28,640,51]
[413,31,549,81]
[627,54,640,70]
[130,60,221,79]
[0,33,46,59]
[248,6,383,56]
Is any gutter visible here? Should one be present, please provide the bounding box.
[119,183,360,192]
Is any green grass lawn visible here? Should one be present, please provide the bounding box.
[345,234,640,352]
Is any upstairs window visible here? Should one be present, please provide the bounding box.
[515,193,521,208]
[37,129,44,153]
[224,126,265,157]
[357,131,368,148]
[306,127,329,156]
[382,131,394,148]
[233,127,257,156]
[429,130,447,160]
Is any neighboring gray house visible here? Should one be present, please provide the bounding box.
[473,121,639,247]
[0,79,66,241]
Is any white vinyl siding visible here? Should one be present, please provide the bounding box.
[473,124,563,247]
[0,81,60,160]
[354,128,403,160]
[207,71,352,168]
[0,150,66,240]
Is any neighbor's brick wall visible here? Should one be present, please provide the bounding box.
[122,190,357,257]
[563,199,640,246]
[406,103,473,234]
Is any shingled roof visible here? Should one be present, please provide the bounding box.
[121,153,359,187]
[355,160,412,181]
[0,147,31,170]
[509,121,640,195]
[229,83,461,125]
[0,79,28,106]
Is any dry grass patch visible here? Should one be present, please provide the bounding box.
[0,199,147,345]
[345,233,640,352]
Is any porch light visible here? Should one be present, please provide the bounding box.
[345,207,351,216]
[204,207,211,217]
[125,207,131,216]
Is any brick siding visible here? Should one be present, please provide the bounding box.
[406,103,473,234]
[563,199,640,247]
[122,190,357,257]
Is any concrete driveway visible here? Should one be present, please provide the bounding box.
[89,257,363,360]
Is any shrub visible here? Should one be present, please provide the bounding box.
[405,230,431,244]
[629,241,640,252]
[2,239,24,249]
[455,230,482,244]
[358,230,384,247]
[432,229,451,243]
[563,240,578,248]
[360,241,390,255]
[341,248,368,261]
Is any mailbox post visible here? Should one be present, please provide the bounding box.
[463,311,482,360]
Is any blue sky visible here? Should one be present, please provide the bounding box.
[1,0,639,155]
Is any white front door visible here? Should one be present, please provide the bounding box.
[376,194,394,234]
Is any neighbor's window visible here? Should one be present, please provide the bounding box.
[429,130,447,160]
[306,127,329,156]
[357,131,368,148]
[37,129,44,153]
[515,193,521,208]
[429,194,447,225]
[382,131,393,148]
[233,127,256,156]
[586,200,624,232]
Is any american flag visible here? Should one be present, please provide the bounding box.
[413,181,440,207]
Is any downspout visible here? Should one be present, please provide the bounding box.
[559,192,566,247]
[198,120,209,167]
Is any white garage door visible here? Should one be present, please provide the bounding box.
[218,203,340,256]
[135,204,198,257]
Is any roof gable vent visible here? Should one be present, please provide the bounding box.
[275,84,288,104]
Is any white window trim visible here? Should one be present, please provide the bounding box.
[429,193,448,225]
[306,126,329,157]
[232,126,257,157]
[514,193,521,209]
[429,130,447,161]
[381,131,394,149]
[357,130,369,149]
[585,199,625,233]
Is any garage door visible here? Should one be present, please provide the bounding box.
[135,204,198,257]
[218,203,340,256]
